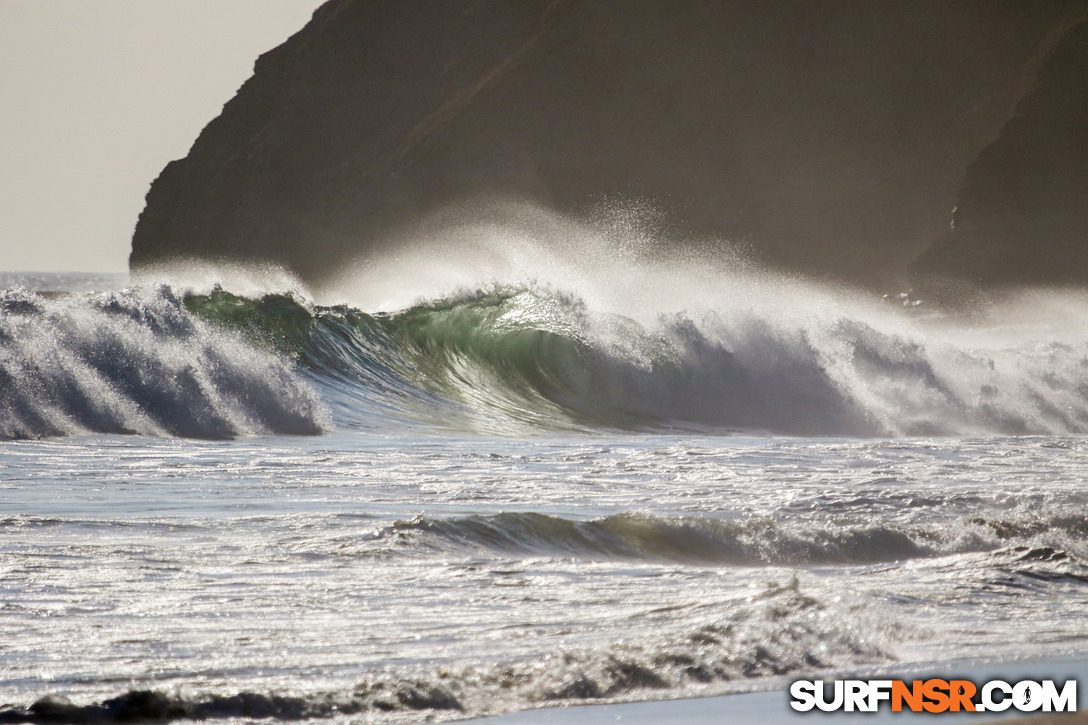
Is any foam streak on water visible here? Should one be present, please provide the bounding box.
[1,228,1087,722]
[1,432,1087,722]
[0,286,328,440]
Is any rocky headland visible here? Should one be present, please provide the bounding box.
[129,0,1087,290]
[911,19,1088,289]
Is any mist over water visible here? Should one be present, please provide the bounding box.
[6,0,1087,718]
[2,202,1088,723]
[320,199,763,315]
[7,203,1088,442]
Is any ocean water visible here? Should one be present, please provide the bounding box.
[2,217,1088,722]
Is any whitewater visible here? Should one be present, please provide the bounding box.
[1,207,1087,722]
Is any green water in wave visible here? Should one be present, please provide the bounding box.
[182,285,633,433]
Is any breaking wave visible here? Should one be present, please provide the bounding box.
[0,286,328,440]
[386,509,1088,567]
[3,275,1088,440]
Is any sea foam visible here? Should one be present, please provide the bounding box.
[5,204,1088,440]
[0,286,328,440]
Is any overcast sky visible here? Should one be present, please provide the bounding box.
[0,0,324,273]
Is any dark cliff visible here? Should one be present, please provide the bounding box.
[912,19,1088,288]
[130,0,1085,288]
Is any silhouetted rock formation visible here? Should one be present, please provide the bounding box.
[130,0,1083,288]
[912,19,1088,288]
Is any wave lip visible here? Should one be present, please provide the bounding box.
[303,283,1088,437]
[0,286,329,441]
[8,279,1088,440]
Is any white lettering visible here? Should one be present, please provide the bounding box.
[982,681,1013,712]
[844,680,869,712]
[1013,681,1044,712]
[868,680,893,711]
[1040,680,1077,713]
[789,680,816,712]
[815,680,844,712]
[791,677,1078,714]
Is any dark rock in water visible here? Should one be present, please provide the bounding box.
[913,18,1088,289]
[130,0,1079,288]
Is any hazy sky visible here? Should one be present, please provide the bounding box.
[0,0,324,273]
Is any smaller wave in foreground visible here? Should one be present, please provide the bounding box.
[384,509,1088,568]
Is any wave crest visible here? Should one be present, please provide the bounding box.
[296,284,1088,436]
[6,279,1088,439]
[0,286,328,440]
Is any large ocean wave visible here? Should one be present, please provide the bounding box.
[0,286,328,440]
[3,274,1088,440]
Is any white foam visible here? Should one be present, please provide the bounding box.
[316,200,1088,437]
[0,286,329,440]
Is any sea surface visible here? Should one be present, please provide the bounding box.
[2,241,1087,723]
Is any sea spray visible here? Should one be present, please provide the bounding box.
[5,204,1088,440]
[0,286,328,440]
[6,189,1088,725]
[6,280,1088,440]
[311,202,1088,435]
[201,281,1088,437]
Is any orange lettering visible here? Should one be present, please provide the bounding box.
[892,680,923,712]
[923,679,950,713]
[948,680,977,712]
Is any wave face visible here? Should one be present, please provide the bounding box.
[5,263,1088,440]
[6,276,1088,437]
[0,287,328,440]
[189,280,1088,437]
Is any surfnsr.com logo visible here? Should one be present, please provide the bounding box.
[790,679,1078,714]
